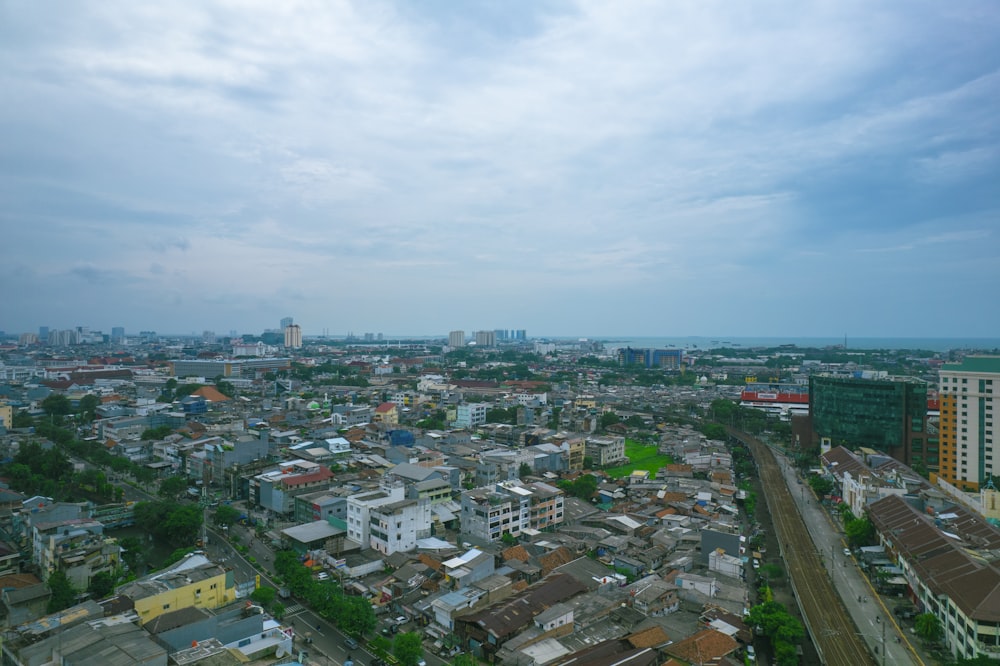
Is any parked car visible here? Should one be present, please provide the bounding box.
[746,645,756,662]
[317,572,330,581]
[394,615,408,625]
[843,548,851,556]
[345,637,359,650]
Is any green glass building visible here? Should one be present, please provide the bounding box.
[810,374,928,465]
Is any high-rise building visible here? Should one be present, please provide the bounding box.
[38,326,49,342]
[617,347,684,369]
[809,374,928,466]
[474,330,496,347]
[111,326,125,343]
[280,317,293,330]
[448,330,465,348]
[284,324,302,349]
[938,356,1000,491]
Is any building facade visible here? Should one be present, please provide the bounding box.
[454,403,488,429]
[585,435,627,467]
[449,330,465,348]
[809,374,928,466]
[460,480,564,542]
[284,324,302,349]
[616,347,684,369]
[346,481,406,549]
[369,497,432,555]
[938,357,1000,491]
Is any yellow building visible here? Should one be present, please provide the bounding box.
[373,402,399,425]
[119,553,235,625]
[0,402,11,429]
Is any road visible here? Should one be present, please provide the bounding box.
[734,429,877,666]
[769,447,923,666]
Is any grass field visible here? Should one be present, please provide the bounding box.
[604,439,673,479]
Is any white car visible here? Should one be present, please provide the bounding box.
[747,645,756,662]
[317,572,330,581]
[843,548,851,556]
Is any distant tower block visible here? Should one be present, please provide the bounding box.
[448,330,465,347]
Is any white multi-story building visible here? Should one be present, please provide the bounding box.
[346,481,405,549]
[939,356,1000,491]
[284,324,302,349]
[454,403,488,429]
[459,480,564,542]
[474,330,496,347]
[369,497,432,555]
[448,330,465,348]
[585,435,627,467]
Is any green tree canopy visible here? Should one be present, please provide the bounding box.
[77,394,101,422]
[87,571,116,600]
[393,632,425,666]
[845,516,876,548]
[159,476,189,500]
[46,570,77,613]
[41,394,72,417]
[559,474,598,500]
[915,613,943,642]
[213,504,241,527]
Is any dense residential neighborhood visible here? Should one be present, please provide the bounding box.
[0,327,998,666]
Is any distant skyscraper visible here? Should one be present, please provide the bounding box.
[111,326,125,343]
[202,330,216,344]
[474,330,496,347]
[280,316,293,330]
[449,330,465,348]
[38,326,49,342]
[284,324,302,349]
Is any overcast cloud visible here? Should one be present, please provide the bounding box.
[2,0,998,338]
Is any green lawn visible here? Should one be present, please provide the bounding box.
[604,440,673,479]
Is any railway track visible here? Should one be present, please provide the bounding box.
[733,429,875,666]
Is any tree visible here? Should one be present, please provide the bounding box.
[450,655,479,666]
[625,415,645,428]
[369,636,392,662]
[807,475,835,497]
[77,394,101,422]
[213,504,241,527]
[159,476,189,500]
[394,632,425,666]
[560,474,597,500]
[519,463,532,479]
[12,410,34,428]
[915,613,942,642]
[41,394,72,418]
[161,504,203,546]
[699,422,727,440]
[46,570,77,613]
[335,595,377,637]
[845,516,876,548]
[599,411,621,429]
[87,571,116,599]
[251,586,277,607]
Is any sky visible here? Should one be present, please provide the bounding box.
[2,1,999,339]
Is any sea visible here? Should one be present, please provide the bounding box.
[559,336,1000,353]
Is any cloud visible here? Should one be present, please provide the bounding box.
[1,0,998,337]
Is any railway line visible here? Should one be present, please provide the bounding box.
[733,429,876,666]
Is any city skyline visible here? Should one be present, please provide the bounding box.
[2,2,999,338]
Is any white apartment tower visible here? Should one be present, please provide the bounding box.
[284,324,302,349]
[449,330,465,348]
[939,356,1000,490]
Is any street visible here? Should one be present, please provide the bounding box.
[772,451,923,666]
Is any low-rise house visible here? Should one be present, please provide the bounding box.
[118,553,235,626]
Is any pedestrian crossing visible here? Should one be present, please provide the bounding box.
[283,603,305,616]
